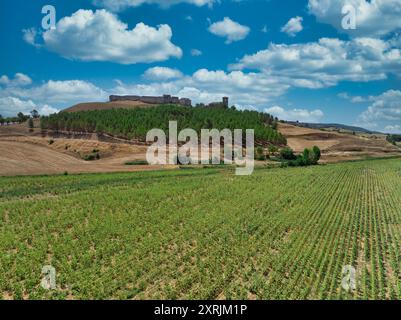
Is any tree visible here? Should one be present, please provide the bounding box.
[311,146,321,164]
[302,148,312,165]
[28,118,34,130]
[280,147,296,160]
[17,112,27,122]
[31,109,40,119]
[255,146,266,161]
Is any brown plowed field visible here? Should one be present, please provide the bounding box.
[278,123,400,162]
[0,123,173,176]
[0,138,173,176]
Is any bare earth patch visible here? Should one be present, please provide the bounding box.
[278,123,400,163]
[0,138,175,176]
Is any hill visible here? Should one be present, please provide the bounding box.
[1,109,399,176]
[41,105,286,145]
[285,121,381,134]
[278,123,400,162]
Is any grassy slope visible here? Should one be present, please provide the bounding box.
[1,158,401,299]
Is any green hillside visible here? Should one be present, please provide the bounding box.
[40,105,286,145]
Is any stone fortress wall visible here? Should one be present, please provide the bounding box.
[109,95,230,109]
[109,94,192,107]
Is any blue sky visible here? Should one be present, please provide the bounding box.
[0,0,400,133]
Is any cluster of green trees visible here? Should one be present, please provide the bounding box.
[0,110,40,125]
[280,146,321,167]
[40,105,287,145]
[387,134,401,146]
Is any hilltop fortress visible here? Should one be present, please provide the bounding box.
[109,94,192,107]
[109,95,230,108]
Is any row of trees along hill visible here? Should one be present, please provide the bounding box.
[40,105,287,145]
[0,110,40,125]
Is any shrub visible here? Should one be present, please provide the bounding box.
[286,146,321,167]
[83,154,96,161]
[83,152,100,161]
[280,147,296,160]
[255,146,267,161]
[268,145,278,155]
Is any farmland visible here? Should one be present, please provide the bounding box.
[1,158,401,300]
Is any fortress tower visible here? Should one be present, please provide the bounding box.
[223,97,229,108]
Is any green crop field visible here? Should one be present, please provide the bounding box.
[1,158,401,300]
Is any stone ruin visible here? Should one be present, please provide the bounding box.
[109,95,230,109]
[196,97,229,109]
[109,94,192,107]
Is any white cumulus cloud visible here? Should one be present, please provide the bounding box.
[190,49,203,56]
[358,90,401,125]
[93,0,214,12]
[144,67,183,80]
[308,0,401,37]
[208,17,250,44]
[384,125,401,133]
[0,76,107,117]
[111,68,289,107]
[0,97,59,117]
[0,73,32,87]
[22,28,40,47]
[264,106,324,122]
[281,16,303,37]
[22,80,108,105]
[25,9,182,65]
[231,37,401,88]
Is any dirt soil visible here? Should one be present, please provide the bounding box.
[278,123,400,163]
[0,122,174,176]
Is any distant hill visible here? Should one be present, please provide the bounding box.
[285,121,381,134]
